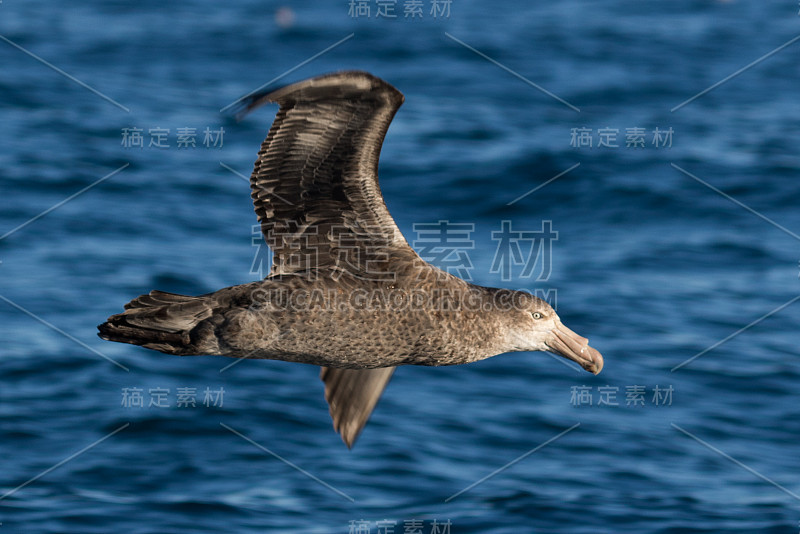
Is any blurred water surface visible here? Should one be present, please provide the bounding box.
[1,1,799,532]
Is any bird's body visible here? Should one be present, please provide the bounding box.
[111,272,524,368]
[99,71,603,447]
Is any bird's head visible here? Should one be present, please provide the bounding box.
[501,293,603,375]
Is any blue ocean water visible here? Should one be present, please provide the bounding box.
[2,1,799,532]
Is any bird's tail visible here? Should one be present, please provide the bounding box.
[98,290,219,355]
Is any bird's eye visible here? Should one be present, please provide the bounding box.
[532,312,542,320]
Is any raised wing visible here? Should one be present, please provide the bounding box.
[237,71,413,278]
[320,366,395,448]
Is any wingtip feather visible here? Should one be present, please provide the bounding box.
[231,70,404,121]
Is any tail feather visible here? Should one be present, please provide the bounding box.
[98,290,217,355]
[124,290,200,310]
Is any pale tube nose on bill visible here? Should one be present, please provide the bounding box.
[546,321,603,374]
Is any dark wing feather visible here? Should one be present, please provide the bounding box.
[238,72,405,447]
[320,366,395,448]
[238,70,413,277]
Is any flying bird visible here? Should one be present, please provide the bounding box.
[98,71,603,447]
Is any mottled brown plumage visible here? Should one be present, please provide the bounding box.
[98,71,603,448]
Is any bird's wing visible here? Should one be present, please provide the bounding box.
[319,366,395,448]
[237,70,416,278]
